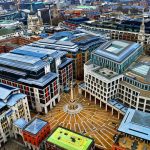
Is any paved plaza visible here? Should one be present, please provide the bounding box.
[41,87,121,150]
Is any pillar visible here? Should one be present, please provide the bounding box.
[53,99,56,106]
[50,102,53,109]
[78,88,82,95]
[111,108,114,116]
[85,91,86,98]
[89,94,91,101]
[14,133,17,139]
[105,104,107,111]
[45,106,48,114]
[118,112,120,119]
[58,95,60,102]
[100,101,102,108]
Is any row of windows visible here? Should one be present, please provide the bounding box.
[124,76,150,91]
[119,85,139,96]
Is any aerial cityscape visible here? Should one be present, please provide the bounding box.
[0,0,150,150]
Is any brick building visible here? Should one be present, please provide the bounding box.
[0,36,40,53]
[30,30,106,80]
[0,45,72,113]
[0,83,31,147]
[22,118,50,150]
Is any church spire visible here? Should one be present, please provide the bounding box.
[30,0,33,12]
[138,8,145,45]
[140,8,145,34]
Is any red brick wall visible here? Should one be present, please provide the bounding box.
[22,123,50,147]
[0,36,40,54]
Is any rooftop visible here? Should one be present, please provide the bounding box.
[0,83,26,111]
[0,28,16,36]
[24,118,47,135]
[30,30,105,53]
[76,5,97,10]
[13,118,28,129]
[7,93,26,107]
[94,67,118,79]
[47,127,94,150]
[0,83,19,100]
[94,40,141,63]
[18,72,57,87]
[0,53,46,71]
[108,99,128,114]
[126,56,150,84]
[82,18,150,34]
[11,45,66,59]
[118,108,150,141]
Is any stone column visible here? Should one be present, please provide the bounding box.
[89,94,91,101]
[111,108,114,115]
[78,88,82,95]
[105,104,107,111]
[50,102,53,109]
[85,91,86,98]
[53,99,56,106]
[100,100,102,108]
[58,95,60,102]
[45,106,48,114]
[118,112,120,119]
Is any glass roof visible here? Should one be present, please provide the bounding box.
[24,118,47,135]
[132,65,150,76]
[105,41,129,54]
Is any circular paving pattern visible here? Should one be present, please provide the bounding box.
[63,103,83,114]
[41,88,121,150]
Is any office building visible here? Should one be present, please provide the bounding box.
[0,46,73,114]
[29,30,106,79]
[118,55,150,113]
[80,18,150,55]
[79,40,150,119]
[91,40,143,73]
[0,83,31,147]
[112,108,150,150]
[22,118,50,150]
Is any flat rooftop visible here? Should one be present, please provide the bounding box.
[94,40,141,63]
[108,99,128,113]
[76,5,97,9]
[18,72,57,87]
[13,118,28,129]
[0,53,46,71]
[0,20,17,24]
[94,67,118,79]
[24,118,47,135]
[11,45,66,59]
[31,30,104,53]
[118,108,150,141]
[47,127,94,150]
[126,56,150,84]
